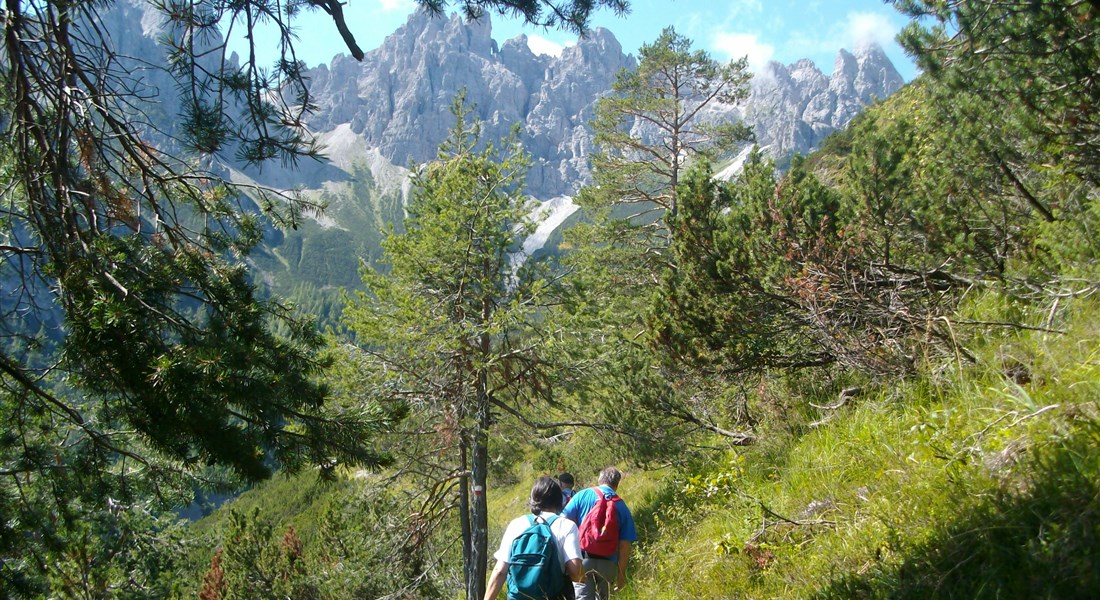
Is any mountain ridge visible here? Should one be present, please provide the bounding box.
[93,3,905,293]
[278,10,903,200]
[99,2,903,201]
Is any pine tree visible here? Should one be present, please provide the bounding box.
[342,92,561,599]
[586,26,753,222]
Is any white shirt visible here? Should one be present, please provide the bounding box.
[492,511,582,572]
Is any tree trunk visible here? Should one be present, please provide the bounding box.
[459,438,474,599]
[469,366,491,599]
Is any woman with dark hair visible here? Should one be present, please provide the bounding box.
[485,476,584,599]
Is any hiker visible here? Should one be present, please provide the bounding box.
[559,472,576,507]
[562,467,638,600]
[485,476,585,600]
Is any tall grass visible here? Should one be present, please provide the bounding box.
[616,294,1100,599]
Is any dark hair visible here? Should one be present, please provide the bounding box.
[598,466,622,489]
[558,472,574,487]
[529,475,564,515]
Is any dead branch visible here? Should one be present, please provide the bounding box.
[809,386,863,411]
[488,395,625,433]
[951,319,1065,334]
[307,0,364,60]
[743,493,836,544]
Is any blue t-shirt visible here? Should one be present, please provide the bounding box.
[562,485,638,562]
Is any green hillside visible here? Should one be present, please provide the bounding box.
[617,298,1099,598]
[178,293,1099,598]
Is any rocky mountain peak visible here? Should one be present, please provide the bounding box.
[94,3,906,199]
[829,43,904,124]
[569,27,623,60]
[741,42,903,164]
[302,11,634,196]
[853,42,905,98]
[297,12,906,197]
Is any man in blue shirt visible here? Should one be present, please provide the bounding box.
[562,467,638,599]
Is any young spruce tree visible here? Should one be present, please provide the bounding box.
[343,92,560,600]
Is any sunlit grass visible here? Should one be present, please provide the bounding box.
[617,294,1100,599]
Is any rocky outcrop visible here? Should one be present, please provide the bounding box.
[300,11,903,196]
[304,10,633,197]
[745,44,904,164]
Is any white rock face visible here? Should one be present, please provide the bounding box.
[522,196,580,257]
[299,11,902,196]
[745,45,904,165]
[303,11,634,198]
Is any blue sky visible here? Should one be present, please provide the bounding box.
[230,0,918,81]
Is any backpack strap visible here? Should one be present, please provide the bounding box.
[594,486,617,501]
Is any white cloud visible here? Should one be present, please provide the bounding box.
[377,0,414,12]
[760,10,902,72]
[844,11,899,49]
[525,34,568,57]
[711,32,775,72]
[716,0,763,23]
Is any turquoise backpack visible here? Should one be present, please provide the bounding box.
[507,513,564,600]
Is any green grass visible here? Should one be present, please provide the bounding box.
[613,295,1100,599]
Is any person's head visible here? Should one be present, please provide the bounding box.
[558,472,574,489]
[598,466,623,490]
[529,475,564,515]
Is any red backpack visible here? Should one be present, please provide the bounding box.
[578,488,621,557]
